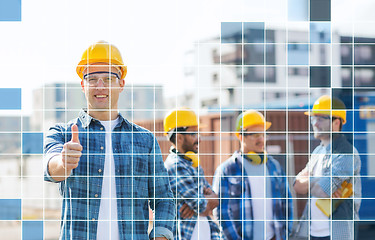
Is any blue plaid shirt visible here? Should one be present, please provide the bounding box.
[44,109,175,240]
[212,152,293,240]
[164,148,221,240]
[296,134,362,240]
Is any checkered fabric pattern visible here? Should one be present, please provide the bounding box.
[212,153,293,240]
[44,109,175,240]
[164,149,221,240]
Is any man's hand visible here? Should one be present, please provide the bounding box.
[179,187,219,218]
[61,124,82,172]
[200,188,219,217]
[48,124,83,182]
[203,186,213,195]
[332,181,353,199]
[179,203,195,219]
[332,188,342,198]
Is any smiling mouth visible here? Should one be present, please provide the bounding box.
[314,128,325,132]
[95,95,108,99]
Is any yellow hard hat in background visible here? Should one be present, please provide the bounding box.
[304,95,347,124]
[235,110,272,137]
[76,40,127,80]
[163,108,200,136]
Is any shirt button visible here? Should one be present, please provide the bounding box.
[100,127,103,130]
[100,146,104,150]
[95,194,98,198]
[92,218,95,221]
[98,169,102,173]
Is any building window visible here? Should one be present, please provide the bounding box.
[266,67,276,83]
[288,67,308,76]
[355,45,375,65]
[355,67,375,87]
[341,45,352,65]
[244,67,264,83]
[212,73,218,84]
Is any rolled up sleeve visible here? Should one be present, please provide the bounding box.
[43,124,65,183]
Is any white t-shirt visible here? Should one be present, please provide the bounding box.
[97,117,120,240]
[190,216,211,240]
[248,175,275,240]
[310,148,330,237]
[239,153,275,240]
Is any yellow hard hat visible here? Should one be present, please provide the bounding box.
[304,95,346,124]
[235,110,271,137]
[164,108,199,136]
[76,40,127,80]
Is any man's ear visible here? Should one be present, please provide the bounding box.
[237,134,244,152]
[332,118,341,131]
[80,80,85,92]
[119,79,125,92]
[237,133,243,142]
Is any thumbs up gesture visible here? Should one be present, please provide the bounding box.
[61,124,83,172]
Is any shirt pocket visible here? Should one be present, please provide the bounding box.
[228,177,243,197]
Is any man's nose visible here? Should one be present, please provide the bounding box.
[313,120,319,128]
[95,78,106,89]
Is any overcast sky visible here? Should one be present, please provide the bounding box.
[0,0,375,115]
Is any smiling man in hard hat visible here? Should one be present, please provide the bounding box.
[293,95,361,240]
[212,110,293,240]
[43,41,175,240]
[163,108,221,240]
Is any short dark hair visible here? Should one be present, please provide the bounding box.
[169,133,176,145]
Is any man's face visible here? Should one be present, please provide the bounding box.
[239,125,265,153]
[311,114,331,140]
[179,126,200,154]
[80,63,125,111]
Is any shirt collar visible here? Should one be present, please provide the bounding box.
[78,109,126,129]
[232,151,243,165]
[325,142,331,152]
[233,150,271,168]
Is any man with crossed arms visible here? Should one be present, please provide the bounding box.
[294,95,361,240]
[163,108,221,240]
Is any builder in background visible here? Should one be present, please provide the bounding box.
[163,108,221,240]
[294,95,361,240]
[213,110,293,240]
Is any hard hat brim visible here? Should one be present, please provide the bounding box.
[304,111,346,124]
[235,121,272,138]
[76,59,127,80]
[164,124,207,136]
